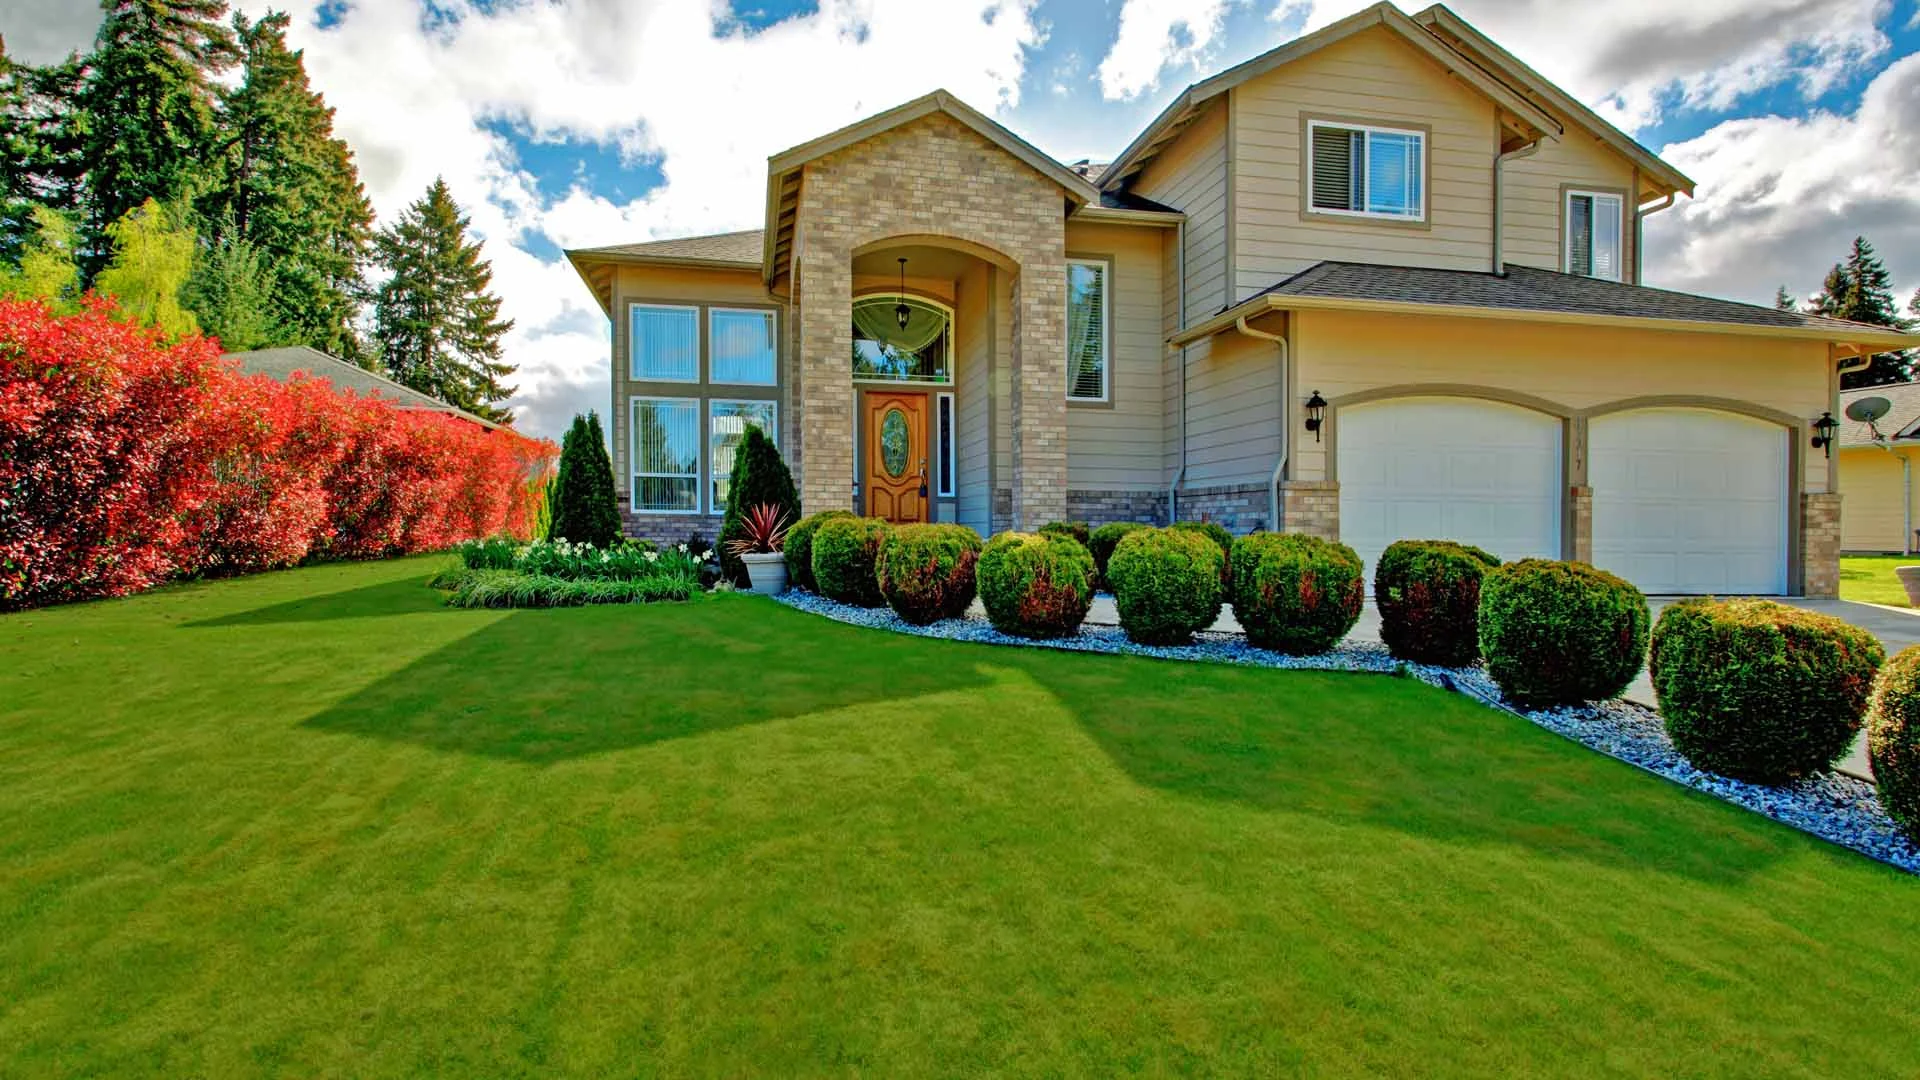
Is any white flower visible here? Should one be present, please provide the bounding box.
[644,550,659,563]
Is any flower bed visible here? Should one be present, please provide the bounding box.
[434,537,704,606]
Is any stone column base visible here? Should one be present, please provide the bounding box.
[1279,481,1339,541]
[1569,484,1593,564]
[1801,492,1841,598]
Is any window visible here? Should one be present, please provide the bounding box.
[710,308,777,385]
[709,400,777,510]
[1066,259,1109,402]
[630,304,699,382]
[1308,121,1425,220]
[851,295,952,383]
[630,397,700,512]
[1565,190,1624,281]
[936,392,955,497]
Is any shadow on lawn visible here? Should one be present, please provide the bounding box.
[188,574,445,626]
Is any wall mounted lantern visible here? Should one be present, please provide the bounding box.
[1304,390,1328,442]
[895,258,911,330]
[1811,411,1839,458]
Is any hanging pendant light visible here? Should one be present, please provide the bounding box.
[895,257,911,330]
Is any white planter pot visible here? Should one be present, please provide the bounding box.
[741,551,789,595]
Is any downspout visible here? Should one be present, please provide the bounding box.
[1233,315,1289,529]
[1167,219,1189,522]
[1635,192,1677,284]
[1491,137,1542,275]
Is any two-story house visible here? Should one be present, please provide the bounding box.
[567,1,1912,598]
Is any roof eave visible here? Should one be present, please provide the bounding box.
[1070,205,1186,227]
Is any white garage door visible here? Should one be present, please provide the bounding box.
[1589,408,1788,595]
[1338,397,1563,580]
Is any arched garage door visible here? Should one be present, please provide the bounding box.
[1589,407,1788,595]
[1338,397,1563,579]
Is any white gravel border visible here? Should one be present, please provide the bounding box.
[776,589,1920,875]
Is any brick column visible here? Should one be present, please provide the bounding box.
[1568,484,1593,563]
[1279,480,1339,541]
[1008,265,1068,529]
[795,245,855,514]
[1801,492,1841,598]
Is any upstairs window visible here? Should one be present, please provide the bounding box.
[630,304,699,382]
[1565,190,1624,281]
[709,308,777,385]
[1308,121,1425,221]
[1066,258,1109,402]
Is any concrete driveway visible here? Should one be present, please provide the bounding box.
[1083,594,1920,780]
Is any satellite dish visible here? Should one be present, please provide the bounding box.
[1847,396,1893,424]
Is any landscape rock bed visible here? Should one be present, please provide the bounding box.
[778,589,1920,875]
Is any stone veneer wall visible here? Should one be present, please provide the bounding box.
[620,507,724,549]
[1067,488,1166,527]
[1801,492,1840,598]
[1568,484,1593,563]
[1177,483,1273,534]
[1278,480,1339,541]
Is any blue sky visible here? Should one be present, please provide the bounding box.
[7,0,1918,438]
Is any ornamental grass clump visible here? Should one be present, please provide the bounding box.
[977,531,1095,639]
[1652,599,1883,784]
[1374,540,1501,666]
[1228,532,1364,655]
[1107,527,1224,645]
[1478,559,1648,708]
[877,524,984,625]
[1171,519,1235,592]
[1088,521,1149,589]
[785,510,854,591]
[444,569,695,608]
[811,516,891,607]
[1868,646,1920,843]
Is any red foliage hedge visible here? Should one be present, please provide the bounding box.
[0,298,555,610]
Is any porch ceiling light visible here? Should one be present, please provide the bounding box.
[895,258,911,330]
[1811,411,1840,458]
[1304,390,1328,442]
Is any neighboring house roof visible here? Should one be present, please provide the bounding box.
[569,229,763,269]
[1840,382,1920,447]
[1171,262,1920,350]
[225,345,506,431]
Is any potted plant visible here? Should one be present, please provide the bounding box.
[725,503,793,594]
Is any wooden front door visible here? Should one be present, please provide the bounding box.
[864,390,929,523]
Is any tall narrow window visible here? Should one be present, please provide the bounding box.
[630,304,699,382]
[631,396,700,512]
[936,392,955,497]
[1308,121,1424,220]
[1066,258,1109,402]
[1565,191,1624,281]
[709,400,777,510]
[710,308,777,385]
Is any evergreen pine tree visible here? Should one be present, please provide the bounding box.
[717,424,800,585]
[549,412,621,547]
[94,198,198,337]
[0,49,90,261]
[371,177,517,423]
[1809,237,1913,388]
[184,227,278,350]
[77,0,239,277]
[1774,285,1797,312]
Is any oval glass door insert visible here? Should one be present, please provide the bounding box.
[880,408,910,478]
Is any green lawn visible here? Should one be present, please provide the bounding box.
[4,558,1919,1077]
[1842,554,1917,607]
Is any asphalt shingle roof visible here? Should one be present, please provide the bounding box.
[571,229,764,265]
[1840,381,1920,446]
[225,345,501,430]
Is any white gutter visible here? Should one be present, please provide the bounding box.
[1167,219,1189,522]
[1634,192,1677,283]
[1233,315,1290,530]
[1491,137,1542,275]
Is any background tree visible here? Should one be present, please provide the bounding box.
[1809,237,1913,387]
[548,412,620,547]
[183,228,277,350]
[0,206,81,306]
[0,49,90,261]
[1774,285,1797,312]
[77,0,239,277]
[94,198,197,337]
[371,177,516,422]
[717,425,800,585]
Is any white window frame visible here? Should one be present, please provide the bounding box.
[936,391,956,498]
[708,398,778,511]
[1065,257,1111,404]
[628,302,700,383]
[1563,189,1625,282]
[1306,120,1427,222]
[707,306,779,387]
[629,395,702,515]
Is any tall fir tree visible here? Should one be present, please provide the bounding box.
[183,227,278,350]
[1809,237,1913,388]
[549,412,620,547]
[371,177,517,423]
[77,0,238,277]
[0,48,90,261]
[1774,285,1797,312]
[200,11,372,358]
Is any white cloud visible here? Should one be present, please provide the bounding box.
[1097,0,1236,101]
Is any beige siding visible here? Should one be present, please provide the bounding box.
[1839,446,1919,552]
[1231,26,1497,295]
[955,261,994,532]
[1136,99,1229,321]
[1064,221,1166,490]
[1502,123,1638,278]
[1185,327,1284,487]
[1290,309,1832,497]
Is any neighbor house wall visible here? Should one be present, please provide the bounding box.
[1839,445,1920,552]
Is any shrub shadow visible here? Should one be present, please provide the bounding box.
[188,574,446,626]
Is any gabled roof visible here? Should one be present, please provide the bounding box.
[761,89,1102,283]
[571,229,763,268]
[1102,1,1563,189]
[1171,262,1920,352]
[1841,382,1920,447]
[225,345,507,431]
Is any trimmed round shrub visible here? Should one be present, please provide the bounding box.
[1039,521,1092,551]
[1651,599,1883,784]
[877,524,984,625]
[1868,646,1920,843]
[1107,527,1224,645]
[1229,532,1364,655]
[1171,519,1235,591]
[1478,559,1648,708]
[1374,540,1501,666]
[811,516,891,607]
[977,531,1095,639]
[785,509,854,591]
[1088,521,1149,589]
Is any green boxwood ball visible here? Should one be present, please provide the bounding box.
[785,509,854,591]
[977,531,1094,639]
[1088,521,1150,588]
[1869,645,1920,843]
[1170,520,1235,592]
[877,524,984,625]
[1374,539,1500,667]
[1478,559,1648,708]
[1038,521,1091,549]
[810,516,891,607]
[1229,532,1364,655]
[1107,527,1224,645]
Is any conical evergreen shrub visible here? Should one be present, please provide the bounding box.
[549,411,621,547]
[718,424,800,584]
